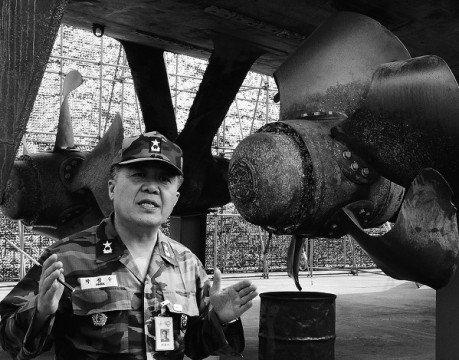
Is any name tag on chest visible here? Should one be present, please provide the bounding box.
[79,275,119,289]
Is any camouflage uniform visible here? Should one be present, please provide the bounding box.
[0,216,244,359]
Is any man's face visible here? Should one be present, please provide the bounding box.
[108,162,180,231]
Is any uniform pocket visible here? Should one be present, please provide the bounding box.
[70,287,132,354]
[72,286,132,315]
[162,289,199,317]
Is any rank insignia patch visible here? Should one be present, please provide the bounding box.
[92,313,108,327]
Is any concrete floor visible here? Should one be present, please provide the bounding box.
[221,270,435,360]
[0,270,435,359]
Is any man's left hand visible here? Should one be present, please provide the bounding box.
[209,268,258,324]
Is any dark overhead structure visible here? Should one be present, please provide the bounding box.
[61,0,459,78]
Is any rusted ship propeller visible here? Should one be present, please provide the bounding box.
[0,70,124,239]
[1,34,264,241]
[229,11,459,290]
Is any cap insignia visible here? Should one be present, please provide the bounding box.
[150,137,161,153]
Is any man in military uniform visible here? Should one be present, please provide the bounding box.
[0,131,258,359]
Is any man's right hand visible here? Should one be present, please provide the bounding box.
[37,254,65,319]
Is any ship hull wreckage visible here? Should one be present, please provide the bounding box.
[1,1,459,357]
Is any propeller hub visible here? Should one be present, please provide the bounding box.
[229,128,310,233]
[0,156,41,223]
[229,119,404,235]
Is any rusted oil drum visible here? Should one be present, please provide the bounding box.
[259,291,336,360]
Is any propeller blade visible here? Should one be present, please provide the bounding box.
[70,113,124,216]
[61,70,84,100]
[337,168,459,290]
[54,70,83,150]
[331,55,459,193]
[274,11,410,120]
[287,235,307,291]
[21,135,30,156]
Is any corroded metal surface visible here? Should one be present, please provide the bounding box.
[229,123,311,234]
[259,291,336,359]
[274,12,410,120]
[338,168,459,289]
[229,119,404,236]
[0,118,124,239]
[229,11,459,292]
[0,72,123,239]
[1,155,41,224]
[287,235,307,291]
[332,55,459,197]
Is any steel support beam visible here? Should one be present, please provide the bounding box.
[121,41,178,139]
[169,213,207,265]
[174,36,263,214]
[437,269,459,359]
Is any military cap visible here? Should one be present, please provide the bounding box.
[112,131,183,175]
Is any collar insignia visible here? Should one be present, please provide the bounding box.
[162,242,172,258]
[102,241,112,254]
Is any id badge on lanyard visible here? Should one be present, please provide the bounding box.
[155,300,174,351]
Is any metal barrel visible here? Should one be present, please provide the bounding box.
[259,291,336,360]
